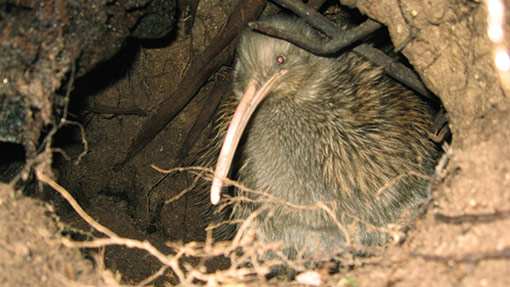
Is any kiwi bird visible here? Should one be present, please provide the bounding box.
[197,16,439,257]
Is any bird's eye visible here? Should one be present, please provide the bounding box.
[275,54,286,65]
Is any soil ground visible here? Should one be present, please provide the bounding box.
[0,0,509,286]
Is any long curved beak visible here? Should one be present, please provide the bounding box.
[210,69,287,204]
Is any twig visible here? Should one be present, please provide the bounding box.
[272,0,341,38]
[429,107,451,142]
[176,69,231,161]
[9,63,85,186]
[135,265,169,287]
[36,63,77,155]
[306,0,328,11]
[177,0,200,37]
[394,28,417,52]
[249,18,381,55]
[352,44,437,103]
[422,142,451,213]
[155,164,362,248]
[434,210,510,224]
[35,170,186,282]
[316,202,352,246]
[412,247,510,264]
[376,171,432,198]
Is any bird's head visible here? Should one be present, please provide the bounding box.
[232,16,327,102]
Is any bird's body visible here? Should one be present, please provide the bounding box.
[195,16,439,256]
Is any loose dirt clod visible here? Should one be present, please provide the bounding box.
[0,0,509,286]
